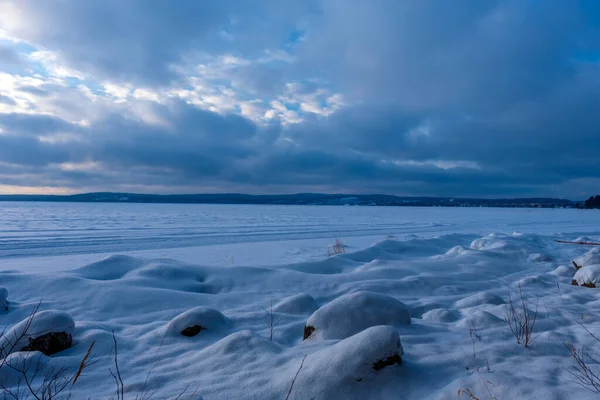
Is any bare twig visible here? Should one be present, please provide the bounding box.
[327,238,345,256]
[261,301,281,342]
[110,331,125,400]
[285,355,307,400]
[565,342,600,394]
[504,282,539,347]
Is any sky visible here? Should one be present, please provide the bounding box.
[0,0,599,198]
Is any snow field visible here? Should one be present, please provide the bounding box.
[3,225,600,398]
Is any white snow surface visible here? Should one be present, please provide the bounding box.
[3,203,600,399]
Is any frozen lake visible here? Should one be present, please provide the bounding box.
[1,202,599,260]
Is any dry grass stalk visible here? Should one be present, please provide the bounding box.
[504,282,539,348]
[327,239,346,256]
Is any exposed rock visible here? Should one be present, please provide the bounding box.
[21,332,72,356]
[572,279,596,288]
[181,325,206,337]
[372,353,402,371]
[303,325,315,340]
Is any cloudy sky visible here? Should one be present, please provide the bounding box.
[0,0,599,198]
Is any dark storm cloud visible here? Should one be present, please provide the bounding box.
[1,0,600,196]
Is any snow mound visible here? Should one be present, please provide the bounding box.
[444,246,472,257]
[469,235,550,261]
[290,326,403,399]
[574,248,600,267]
[455,310,503,329]
[166,307,230,337]
[550,265,573,277]
[74,255,145,280]
[572,265,600,288]
[455,292,505,308]
[202,330,282,360]
[0,287,7,311]
[528,253,551,263]
[304,291,410,340]
[0,310,75,355]
[274,293,319,315]
[421,308,460,323]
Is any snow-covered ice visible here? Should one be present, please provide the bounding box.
[3,203,600,399]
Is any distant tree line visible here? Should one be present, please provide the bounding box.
[585,195,600,209]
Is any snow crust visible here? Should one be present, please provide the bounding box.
[2,205,600,399]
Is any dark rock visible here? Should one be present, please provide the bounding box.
[372,353,402,371]
[21,332,72,356]
[181,325,205,337]
[572,279,597,288]
[303,325,315,340]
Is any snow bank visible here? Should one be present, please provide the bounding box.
[274,293,319,315]
[572,264,600,288]
[166,307,230,337]
[290,326,403,399]
[0,287,7,311]
[0,310,75,355]
[304,291,410,340]
[74,254,145,280]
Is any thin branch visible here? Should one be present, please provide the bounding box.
[555,240,600,246]
[285,355,307,400]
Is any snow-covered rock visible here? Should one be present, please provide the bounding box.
[166,307,230,337]
[274,293,319,315]
[303,291,410,340]
[574,248,600,268]
[0,310,75,356]
[572,264,600,288]
[0,287,7,311]
[289,326,403,399]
